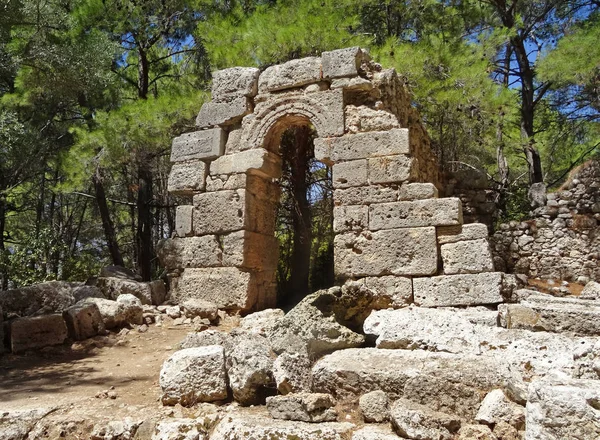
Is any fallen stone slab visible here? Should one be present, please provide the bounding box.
[499,295,600,335]
[97,277,153,305]
[160,346,228,406]
[63,302,105,341]
[312,348,525,418]
[83,295,143,329]
[526,378,600,440]
[266,393,337,423]
[413,272,504,307]
[10,314,68,353]
[180,330,230,350]
[390,398,461,440]
[210,410,355,440]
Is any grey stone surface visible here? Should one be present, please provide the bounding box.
[211,67,260,102]
[359,275,413,308]
[413,272,504,307]
[174,268,255,310]
[580,280,600,299]
[180,330,230,350]
[258,57,322,92]
[369,198,463,230]
[333,183,439,206]
[266,393,337,423]
[196,96,252,128]
[441,238,495,274]
[345,105,400,133]
[0,408,56,440]
[359,391,389,423]
[528,182,547,208]
[63,302,105,341]
[170,128,225,162]
[152,418,209,440]
[315,129,410,163]
[398,183,438,200]
[456,425,497,440]
[476,389,525,429]
[437,223,489,245]
[157,236,222,270]
[312,348,523,418]
[148,280,167,306]
[167,161,207,195]
[390,398,461,440]
[332,160,367,189]
[97,277,152,305]
[90,418,141,440]
[160,346,228,406]
[221,231,279,271]
[322,47,367,79]
[367,155,415,184]
[209,148,281,179]
[273,352,313,395]
[352,425,401,440]
[334,228,438,278]
[83,297,143,329]
[181,298,218,321]
[10,314,68,353]
[193,190,246,235]
[174,205,193,237]
[239,308,284,335]
[526,378,600,440]
[333,205,368,233]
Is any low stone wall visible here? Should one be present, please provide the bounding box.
[492,160,600,282]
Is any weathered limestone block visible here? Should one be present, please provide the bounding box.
[210,410,355,440]
[334,228,438,278]
[209,148,282,179]
[273,352,313,394]
[332,160,368,188]
[352,425,400,440]
[211,67,260,102]
[167,161,207,195]
[333,183,438,206]
[322,47,368,79]
[526,378,600,440]
[476,389,525,429]
[315,129,409,164]
[330,76,373,91]
[170,128,225,162]
[160,346,228,406]
[258,57,322,92]
[148,279,167,305]
[369,198,462,230]
[63,302,105,341]
[181,298,218,321]
[390,398,461,440]
[368,155,415,185]
[499,295,600,335]
[437,223,489,245]
[359,390,390,423]
[153,418,209,440]
[193,190,245,235]
[222,230,279,270]
[10,314,68,353]
[441,238,495,274]
[205,172,247,192]
[83,296,143,329]
[398,182,438,200]
[180,330,230,349]
[345,105,400,133]
[333,205,368,233]
[266,393,337,423]
[456,425,497,440]
[580,280,600,299]
[241,90,344,149]
[156,236,222,270]
[0,408,56,440]
[196,96,252,128]
[351,275,413,308]
[413,272,504,307]
[174,267,255,310]
[175,205,193,237]
[97,276,152,304]
[240,308,285,335]
[312,348,523,418]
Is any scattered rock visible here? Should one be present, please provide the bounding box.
[359,391,389,423]
[63,302,106,341]
[160,346,228,406]
[239,308,284,335]
[90,417,141,440]
[456,424,498,440]
[165,306,181,319]
[152,418,209,440]
[580,281,600,300]
[476,389,525,430]
[97,277,152,305]
[266,393,337,423]
[0,408,56,440]
[390,398,461,440]
[181,299,218,321]
[351,425,401,440]
[273,352,313,394]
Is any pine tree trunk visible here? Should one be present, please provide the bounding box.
[137,162,153,281]
[93,166,124,267]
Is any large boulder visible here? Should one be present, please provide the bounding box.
[83,295,143,329]
[359,390,390,423]
[239,308,284,335]
[160,346,228,406]
[10,314,68,353]
[580,280,600,300]
[273,352,313,394]
[267,288,365,359]
[63,302,106,341]
[0,408,56,440]
[266,393,337,423]
[97,277,153,305]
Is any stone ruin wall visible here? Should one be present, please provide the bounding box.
[492,160,600,282]
[160,47,512,313]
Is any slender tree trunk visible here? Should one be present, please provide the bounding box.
[93,166,124,267]
[137,160,153,281]
[0,198,7,290]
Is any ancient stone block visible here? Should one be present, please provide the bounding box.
[322,47,368,79]
[437,222,489,245]
[63,302,105,341]
[97,277,152,304]
[333,205,368,233]
[476,389,525,429]
[266,393,337,423]
[368,155,415,184]
[362,275,413,308]
[175,205,193,237]
[398,182,438,200]
[413,272,504,307]
[222,230,279,270]
[211,67,260,102]
[369,198,463,230]
[160,346,228,406]
[83,296,143,329]
[329,76,373,91]
[196,96,252,128]
[352,425,399,440]
[163,236,223,270]
[205,172,247,192]
[334,185,399,205]
[10,314,68,353]
[167,161,207,195]
[441,238,494,274]
[173,267,256,310]
[332,160,367,188]
[225,127,243,154]
[170,127,225,162]
[359,390,389,423]
[273,352,313,395]
[148,280,167,305]
[314,129,409,164]
[334,228,438,278]
[390,399,461,440]
[193,190,245,235]
[209,148,281,179]
[345,105,400,133]
[258,57,322,92]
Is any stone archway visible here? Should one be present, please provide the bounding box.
[162,47,506,313]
